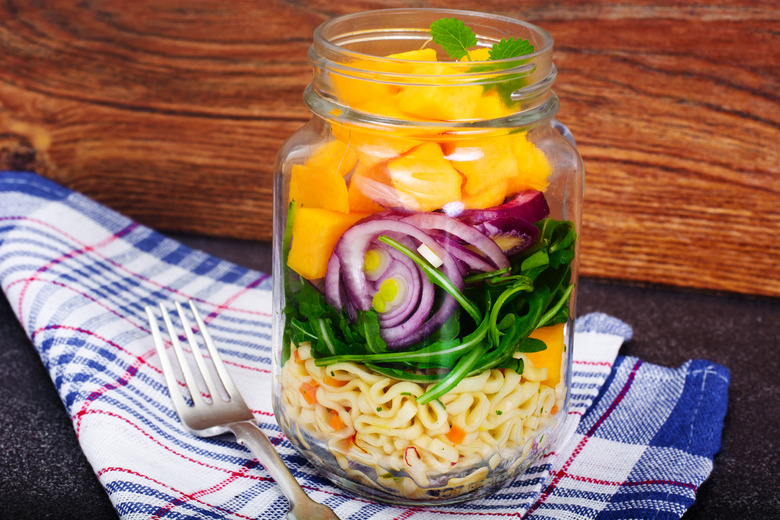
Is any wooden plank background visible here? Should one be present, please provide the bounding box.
[0,1,778,297]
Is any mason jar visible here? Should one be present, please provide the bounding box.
[271,8,583,505]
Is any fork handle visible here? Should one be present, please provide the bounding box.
[228,421,341,520]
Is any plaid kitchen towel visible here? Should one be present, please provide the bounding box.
[0,171,729,520]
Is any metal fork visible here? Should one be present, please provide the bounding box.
[146,300,340,520]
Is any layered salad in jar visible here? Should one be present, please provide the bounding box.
[275,19,577,503]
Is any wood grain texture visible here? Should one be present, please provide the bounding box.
[0,1,777,296]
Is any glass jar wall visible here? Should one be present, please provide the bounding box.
[271,8,583,505]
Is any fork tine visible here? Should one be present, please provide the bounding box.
[146,306,190,412]
[158,302,205,405]
[175,301,224,401]
[148,302,340,518]
[187,300,247,405]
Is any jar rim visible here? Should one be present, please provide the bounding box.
[313,8,554,69]
[307,8,558,127]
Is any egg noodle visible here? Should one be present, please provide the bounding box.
[279,342,566,499]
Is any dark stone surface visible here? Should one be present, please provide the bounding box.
[0,235,777,519]
[0,291,119,519]
[577,278,780,520]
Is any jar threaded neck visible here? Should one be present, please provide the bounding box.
[306,8,558,128]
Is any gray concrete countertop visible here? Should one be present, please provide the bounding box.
[0,235,777,519]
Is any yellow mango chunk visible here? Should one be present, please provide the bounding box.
[508,134,553,193]
[468,48,492,61]
[462,48,519,120]
[473,91,514,120]
[350,94,410,120]
[331,123,421,168]
[444,136,518,196]
[386,142,462,211]
[526,323,566,386]
[330,59,397,108]
[287,208,369,280]
[392,57,484,121]
[330,48,436,111]
[348,161,390,213]
[356,48,438,117]
[305,139,358,177]
[397,84,483,121]
[461,179,508,210]
[288,163,349,213]
[386,48,438,61]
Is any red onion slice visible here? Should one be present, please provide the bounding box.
[401,213,510,270]
[375,247,422,323]
[432,234,496,273]
[324,253,343,310]
[381,285,456,349]
[374,253,433,329]
[334,219,459,311]
[329,218,464,350]
[475,216,540,256]
[457,190,550,226]
[363,247,393,282]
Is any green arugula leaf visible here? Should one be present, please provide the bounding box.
[294,285,327,319]
[488,279,534,347]
[430,17,477,60]
[488,37,534,60]
[356,310,387,354]
[495,356,524,374]
[463,267,511,285]
[315,312,490,370]
[311,318,348,357]
[281,201,299,364]
[417,343,488,404]
[515,337,547,353]
[366,364,445,383]
[538,283,574,329]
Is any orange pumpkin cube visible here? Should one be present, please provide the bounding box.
[287,208,369,280]
[525,323,566,386]
[305,139,358,177]
[288,164,350,213]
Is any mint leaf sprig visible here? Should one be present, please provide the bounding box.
[430,17,534,61]
[429,17,478,61]
[489,37,535,60]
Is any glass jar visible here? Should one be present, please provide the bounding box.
[271,8,583,505]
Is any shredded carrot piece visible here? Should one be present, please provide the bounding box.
[324,376,348,387]
[329,411,344,430]
[299,381,318,405]
[550,405,559,415]
[293,349,303,364]
[446,425,466,444]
